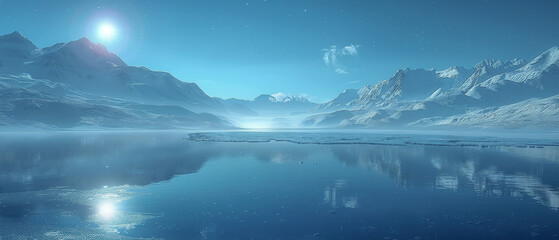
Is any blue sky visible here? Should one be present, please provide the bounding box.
[1,0,558,102]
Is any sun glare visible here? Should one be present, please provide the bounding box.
[98,23,116,41]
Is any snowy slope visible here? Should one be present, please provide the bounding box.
[458,59,524,92]
[0,32,220,112]
[0,31,38,73]
[301,110,356,127]
[352,68,457,107]
[0,32,237,129]
[414,95,559,128]
[0,73,231,129]
[0,31,327,129]
[462,48,559,107]
[314,89,358,112]
[317,67,473,113]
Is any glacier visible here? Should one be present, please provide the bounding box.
[188,131,559,148]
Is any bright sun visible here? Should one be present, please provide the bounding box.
[98,23,116,41]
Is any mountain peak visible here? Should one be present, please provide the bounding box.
[254,93,310,103]
[76,37,93,44]
[437,66,462,78]
[6,31,26,39]
[48,37,127,67]
[540,46,559,59]
[474,58,524,71]
[0,31,38,50]
[518,46,559,72]
[475,59,503,69]
[67,37,105,51]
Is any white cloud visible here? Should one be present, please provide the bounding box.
[322,44,359,74]
[335,68,348,74]
[342,45,358,55]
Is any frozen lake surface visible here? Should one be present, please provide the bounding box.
[1,131,559,239]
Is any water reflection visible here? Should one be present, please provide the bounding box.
[0,132,559,239]
[474,168,559,210]
[330,144,559,210]
[98,202,116,219]
[436,176,459,190]
[0,132,215,192]
[323,179,359,209]
[0,184,152,239]
[1,132,559,210]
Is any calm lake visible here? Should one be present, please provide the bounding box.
[1,131,558,239]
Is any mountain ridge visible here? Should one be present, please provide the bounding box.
[306,46,559,129]
[1,31,557,130]
[0,32,234,129]
[0,31,319,129]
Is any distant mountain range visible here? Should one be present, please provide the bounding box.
[1,31,558,130]
[0,31,315,129]
[305,47,559,129]
[221,93,316,115]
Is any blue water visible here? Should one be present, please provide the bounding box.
[1,132,558,239]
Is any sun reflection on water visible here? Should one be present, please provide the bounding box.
[98,202,116,219]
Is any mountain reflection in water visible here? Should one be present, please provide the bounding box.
[1,132,558,209]
[1,132,558,239]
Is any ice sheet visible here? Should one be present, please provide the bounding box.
[188,131,559,148]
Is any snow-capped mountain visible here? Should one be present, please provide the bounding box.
[457,59,524,92]
[313,89,358,112]
[413,94,559,128]
[0,31,321,129]
[305,46,559,129]
[2,31,557,130]
[462,47,559,106]
[0,31,38,72]
[316,67,474,113]
[220,92,317,115]
[0,32,232,129]
[0,74,231,129]
[0,33,219,111]
[214,92,318,129]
